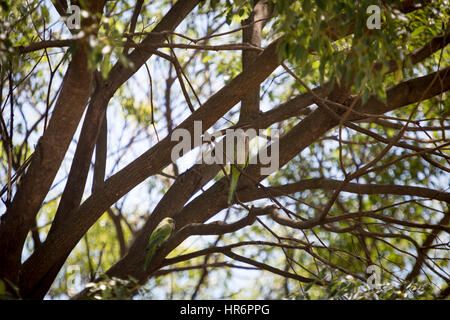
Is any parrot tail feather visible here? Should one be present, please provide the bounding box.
[227,174,239,206]
[227,190,234,206]
[143,247,155,271]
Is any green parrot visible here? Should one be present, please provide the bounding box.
[227,135,249,205]
[143,217,176,271]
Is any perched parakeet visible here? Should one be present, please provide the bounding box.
[143,217,176,271]
[227,135,249,205]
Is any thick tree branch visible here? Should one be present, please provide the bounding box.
[173,205,276,238]
[52,0,68,17]
[0,41,93,284]
[240,0,271,122]
[238,178,450,203]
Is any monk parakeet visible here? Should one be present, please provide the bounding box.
[143,217,176,271]
[227,135,249,205]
